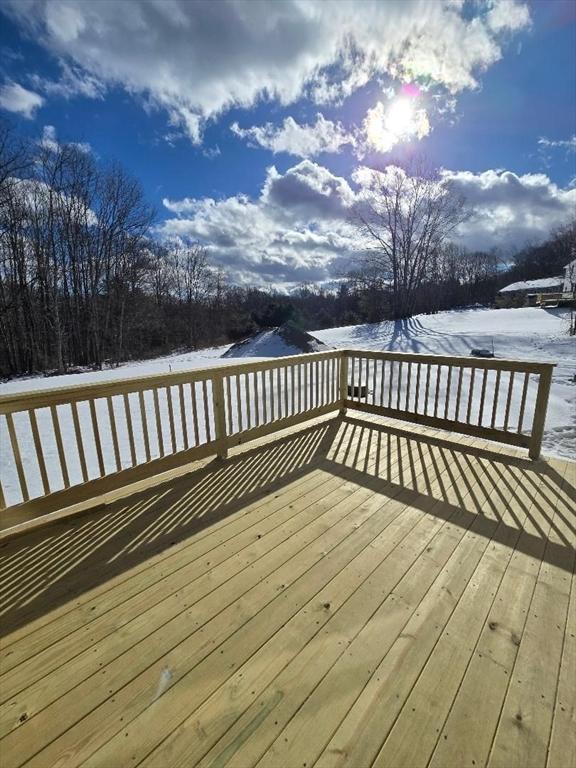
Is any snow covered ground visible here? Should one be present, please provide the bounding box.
[1,306,574,508]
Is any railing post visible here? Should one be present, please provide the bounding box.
[339,351,349,415]
[529,365,554,460]
[212,373,229,459]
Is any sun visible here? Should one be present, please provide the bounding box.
[386,98,417,136]
[365,94,430,153]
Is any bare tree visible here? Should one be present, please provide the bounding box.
[355,159,469,319]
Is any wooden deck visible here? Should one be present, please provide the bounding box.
[0,412,574,768]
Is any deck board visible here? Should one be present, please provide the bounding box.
[0,412,574,768]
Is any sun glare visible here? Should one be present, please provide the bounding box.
[365,94,430,153]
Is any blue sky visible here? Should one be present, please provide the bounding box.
[1,0,575,287]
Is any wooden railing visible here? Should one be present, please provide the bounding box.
[0,349,553,532]
[343,351,553,459]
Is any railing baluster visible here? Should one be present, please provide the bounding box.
[202,380,211,441]
[191,383,200,445]
[517,373,530,433]
[274,367,280,417]
[89,400,106,476]
[433,365,441,418]
[405,362,412,411]
[262,370,268,423]
[30,409,51,494]
[236,374,243,432]
[138,391,151,461]
[153,388,165,457]
[444,366,452,420]
[396,361,403,410]
[478,369,488,427]
[123,394,137,465]
[107,396,122,471]
[6,413,29,502]
[224,376,233,434]
[415,362,421,413]
[179,383,189,448]
[455,367,464,421]
[167,386,177,453]
[51,405,71,487]
[246,372,252,429]
[254,370,260,426]
[424,363,431,414]
[491,369,501,429]
[270,368,276,421]
[379,359,385,406]
[339,353,348,413]
[284,366,289,415]
[72,403,88,483]
[387,361,394,409]
[466,369,476,424]
[503,371,515,431]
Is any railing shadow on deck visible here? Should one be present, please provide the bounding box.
[328,416,575,573]
[0,418,340,635]
[1,414,574,637]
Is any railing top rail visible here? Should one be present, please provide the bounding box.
[0,349,340,414]
[344,348,556,374]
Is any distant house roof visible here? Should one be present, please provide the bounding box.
[498,276,564,294]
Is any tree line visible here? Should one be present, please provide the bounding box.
[1,119,572,378]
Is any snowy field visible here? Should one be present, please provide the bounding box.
[0,306,574,508]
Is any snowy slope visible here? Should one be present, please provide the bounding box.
[313,307,575,461]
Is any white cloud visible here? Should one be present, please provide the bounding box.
[486,0,531,33]
[538,135,576,152]
[442,168,576,250]
[30,62,105,100]
[158,160,574,286]
[231,114,355,158]
[3,0,530,142]
[39,124,91,154]
[0,81,44,118]
[159,161,358,286]
[262,160,355,219]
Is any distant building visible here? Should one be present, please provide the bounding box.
[497,276,564,307]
